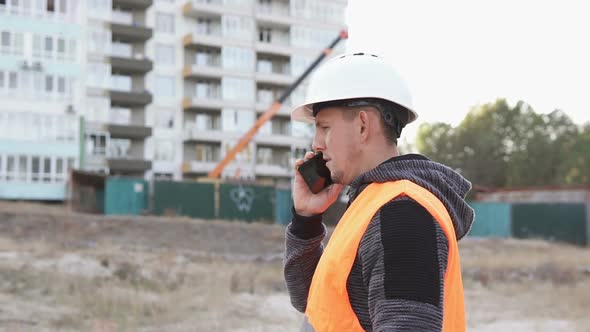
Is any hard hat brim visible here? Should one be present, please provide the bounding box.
[291,100,418,124]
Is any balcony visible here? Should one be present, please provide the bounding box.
[182,160,218,174]
[255,163,291,177]
[255,71,292,85]
[107,158,152,173]
[255,133,308,147]
[111,22,153,43]
[109,90,152,107]
[183,64,252,80]
[254,40,294,57]
[110,55,153,74]
[107,124,152,139]
[183,0,252,17]
[183,31,251,49]
[183,97,251,111]
[255,3,292,26]
[183,126,225,143]
[255,100,291,116]
[112,0,153,10]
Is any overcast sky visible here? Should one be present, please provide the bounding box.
[344,0,590,142]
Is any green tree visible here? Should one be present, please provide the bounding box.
[559,124,590,185]
[415,99,587,187]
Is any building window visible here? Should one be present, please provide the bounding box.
[111,74,131,91]
[67,39,75,60]
[47,0,54,12]
[110,107,131,125]
[56,37,65,59]
[44,35,53,58]
[194,80,220,99]
[32,34,41,57]
[88,28,110,55]
[58,0,66,14]
[6,155,16,181]
[8,71,17,90]
[57,76,65,94]
[256,147,274,165]
[270,117,291,135]
[154,75,175,97]
[88,0,111,18]
[55,157,65,181]
[111,41,132,57]
[195,144,219,162]
[87,62,111,89]
[155,109,175,129]
[155,12,174,34]
[258,27,271,43]
[196,17,215,35]
[87,133,108,157]
[192,112,219,131]
[222,77,254,101]
[222,15,253,40]
[109,139,131,158]
[221,46,254,70]
[44,75,53,94]
[0,30,24,55]
[0,31,10,54]
[17,155,27,182]
[195,49,216,66]
[222,109,254,133]
[154,140,175,162]
[30,156,40,182]
[155,43,175,65]
[42,156,51,182]
[13,32,23,54]
[256,57,272,73]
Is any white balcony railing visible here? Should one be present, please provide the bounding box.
[257,3,290,16]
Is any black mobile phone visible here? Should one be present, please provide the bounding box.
[297,152,333,194]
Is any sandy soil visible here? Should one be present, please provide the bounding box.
[0,201,589,332]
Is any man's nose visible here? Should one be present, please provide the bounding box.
[312,135,324,152]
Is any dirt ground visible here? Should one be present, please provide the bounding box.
[0,201,589,332]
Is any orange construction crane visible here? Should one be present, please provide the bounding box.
[208,29,348,179]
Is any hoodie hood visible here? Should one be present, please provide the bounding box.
[348,154,474,240]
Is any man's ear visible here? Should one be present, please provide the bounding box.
[358,110,370,140]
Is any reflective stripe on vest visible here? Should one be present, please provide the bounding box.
[305,180,466,332]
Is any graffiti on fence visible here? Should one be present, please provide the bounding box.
[230,185,255,213]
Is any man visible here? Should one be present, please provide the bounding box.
[284,53,475,332]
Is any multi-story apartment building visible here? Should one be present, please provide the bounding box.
[170,0,346,184]
[0,0,82,200]
[0,0,346,200]
[83,0,154,177]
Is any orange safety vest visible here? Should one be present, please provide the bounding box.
[306,180,466,332]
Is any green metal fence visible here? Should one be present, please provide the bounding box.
[95,178,590,246]
[219,183,274,222]
[104,178,148,216]
[511,203,588,246]
[153,181,215,219]
[468,202,512,237]
[275,188,292,225]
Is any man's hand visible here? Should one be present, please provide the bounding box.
[293,151,343,217]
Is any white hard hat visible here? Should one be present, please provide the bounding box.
[291,52,417,124]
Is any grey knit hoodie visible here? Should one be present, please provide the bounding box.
[284,154,474,331]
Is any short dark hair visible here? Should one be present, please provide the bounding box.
[312,98,409,145]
